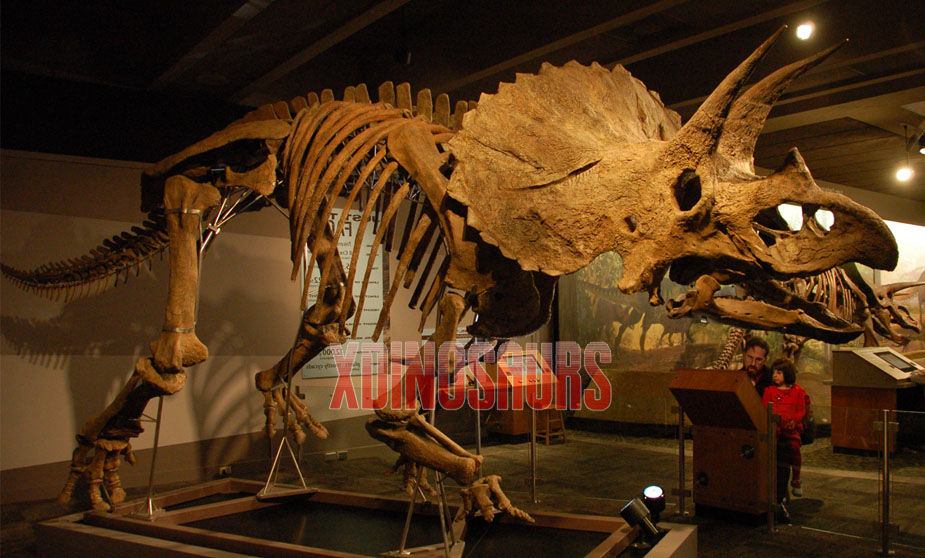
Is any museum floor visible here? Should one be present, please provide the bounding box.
[2,429,923,557]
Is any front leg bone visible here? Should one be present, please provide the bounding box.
[255,282,350,443]
[459,475,534,523]
[365,418,480,485]
[375,407,482,464]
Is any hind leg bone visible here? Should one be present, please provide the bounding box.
[59,175,218,509]
[149,175,220,371]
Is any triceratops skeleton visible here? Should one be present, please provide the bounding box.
[0,28,903,514]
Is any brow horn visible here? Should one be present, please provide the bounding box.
[717,39,847,171]
[667,26,786,166]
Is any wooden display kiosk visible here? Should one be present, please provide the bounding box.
[669,369,770,515]
[480,349,558,436]
[831,347,925,452]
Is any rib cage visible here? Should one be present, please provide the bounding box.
[783,267,863,324]
[0,213,169,302]
[277,81,467,341]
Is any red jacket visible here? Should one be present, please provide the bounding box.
[762,384,808,436]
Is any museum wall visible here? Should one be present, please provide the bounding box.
[0,149,511,502]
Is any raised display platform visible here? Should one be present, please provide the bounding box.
[37,478,696,557]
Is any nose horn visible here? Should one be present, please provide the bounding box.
[667,26,786,167]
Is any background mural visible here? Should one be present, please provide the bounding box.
[557,220,925,427]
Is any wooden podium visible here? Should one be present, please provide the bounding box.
[669,369,770,515]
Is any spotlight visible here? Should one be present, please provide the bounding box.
[919,134,925,155]
[620,498,661,542]
[642,485,666,523]
[896,166,913,181]
[795,22,814,40]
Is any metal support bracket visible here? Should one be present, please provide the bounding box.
[128,396,165,521]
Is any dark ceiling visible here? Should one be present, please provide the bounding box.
[2,0,924,200]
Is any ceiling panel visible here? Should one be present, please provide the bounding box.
[755,118,925,200]
[1,0,923,204]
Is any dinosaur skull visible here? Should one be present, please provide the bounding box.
[448,27,898,343]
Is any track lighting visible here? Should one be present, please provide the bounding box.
[796,22,814,40]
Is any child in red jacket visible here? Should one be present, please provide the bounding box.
[763,358,808,497]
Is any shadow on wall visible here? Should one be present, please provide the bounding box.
[1,232,308,476]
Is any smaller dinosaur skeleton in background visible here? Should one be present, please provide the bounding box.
[707,264,923,369]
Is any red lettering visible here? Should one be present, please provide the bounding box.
[467,343,496,410]
[361,343,388,409]
[329,342,359,409]
[404,342,435,411]
[555,341,583,410]
[583,342,613,411]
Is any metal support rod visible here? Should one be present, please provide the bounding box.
[430,410,452,556]
[880,408,893,556]
[475,385,482,456]
[260,326,308,496]
[263,434,289,494]
[677,403,686,517]
[436,474,452,557]
[396,469,422,553]
[766,401,776,533]
[143,396,164,519]
[530,407,537,503]
[439,472,456,545]
[281,355,307,488]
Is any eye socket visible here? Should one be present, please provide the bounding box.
[673,169,701,211]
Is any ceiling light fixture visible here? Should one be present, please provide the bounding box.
[918,134,925,156]
[795,22,814,40]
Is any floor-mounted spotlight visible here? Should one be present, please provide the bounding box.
[642,485,666,523]
[620,497,661,544]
